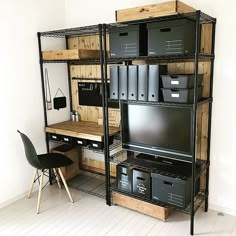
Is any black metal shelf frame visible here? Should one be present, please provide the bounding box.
[101,10,216,236]
[108,97,213,108]
[37,9,216,236]
[37,24,105,184]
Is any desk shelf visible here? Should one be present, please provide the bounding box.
[45,120,120,142]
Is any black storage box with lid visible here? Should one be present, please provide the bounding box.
[161,87,203,103]
[109,24,147,58]
[147,19,196,56]
[132,168,151,199]
[117,162,133,193]
[151,164,200,209]
[161,74,203,89]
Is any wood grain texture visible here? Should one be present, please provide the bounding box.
[51,146,80,180]
[176,0,196,14]
[201,24,213,54]
[67,37,79,49]
[112,192,171,221]
[45,121,120,142]
[42,49,100,60]
[116,0,195,22]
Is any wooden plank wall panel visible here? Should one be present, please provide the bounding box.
[201,24,212,54]
[67,37,79,49]
[68,34,116,125]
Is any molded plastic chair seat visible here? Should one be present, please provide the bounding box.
[38,153,73,169]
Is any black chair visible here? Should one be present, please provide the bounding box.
[17,130,74,214]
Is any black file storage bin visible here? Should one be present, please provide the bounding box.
[148,65,167,102]
[128,65,138,100]
[162,87,203,103]
[119,66,128,100]
[132,168,151,199]
[138,65,148,101]
[147,19,196,56]
[151,172,200,209]
[110,66,119,99]
[117,163,133,193]
[110,24,147,58]
[161,74,203,89]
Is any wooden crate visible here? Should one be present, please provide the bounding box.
[116,0,195,22]
[112,192,171,221]
[42,49,100,60]
[51,145,80,180]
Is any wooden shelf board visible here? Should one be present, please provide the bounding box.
[45,120,119,142]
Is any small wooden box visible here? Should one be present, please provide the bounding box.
[112,192,171,221]
[51,145,80,180]
[42,49,100,60]
[116,0,195,22]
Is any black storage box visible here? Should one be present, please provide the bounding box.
[61,135,73,144]
[132,168,151,199]
[89,136,114,150]
[161,74,203,89]
[109,24,147,58]
[48,133,61,142]
[117,163,133,193]
[74,138,88,146]
[161,87,203,103]
[151,171,200,209]
[147,19,196,56]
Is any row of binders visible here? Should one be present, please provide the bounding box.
[110,65,167,102]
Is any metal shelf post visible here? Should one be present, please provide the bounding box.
[190,10,201,236]
[205,21,216,212]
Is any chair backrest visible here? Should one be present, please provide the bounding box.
[17,130,44,169]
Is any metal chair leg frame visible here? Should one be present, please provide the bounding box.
[36,170,44,214]
[58,168,74,203]
[53,168,61,189]
[28,169,37,198]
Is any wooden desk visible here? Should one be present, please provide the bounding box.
[45,120,120,142]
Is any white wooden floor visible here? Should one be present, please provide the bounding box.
[0,185,236,236]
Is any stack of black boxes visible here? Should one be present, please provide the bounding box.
[112,18,202,209]
[116,156,200,209]
[109,18,203,104]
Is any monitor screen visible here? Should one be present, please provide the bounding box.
[121,103,193,160]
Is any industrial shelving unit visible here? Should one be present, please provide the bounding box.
[37,9,216,236]
[37,24,117,198]
[101,11,216,235]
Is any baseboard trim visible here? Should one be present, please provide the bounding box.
[0,187,37,209]
[209,203,236,216]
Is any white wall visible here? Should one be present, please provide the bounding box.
[65,0,236,215]
[0,0,67,206]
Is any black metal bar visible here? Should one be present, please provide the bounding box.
[190,10,201,236]
[99,24,110,205]
[102,23,112,206]
[205,21,216,212]
[65,36,73,112]
[37,32,52,184]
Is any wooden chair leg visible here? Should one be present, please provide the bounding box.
[28,169,37,198]
[36,170,44,214]
[53,168,61,189]
[58,168,74,203]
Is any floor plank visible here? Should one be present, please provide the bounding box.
[0,185,236,236]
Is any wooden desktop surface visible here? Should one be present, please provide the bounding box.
[45,120,120,142]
